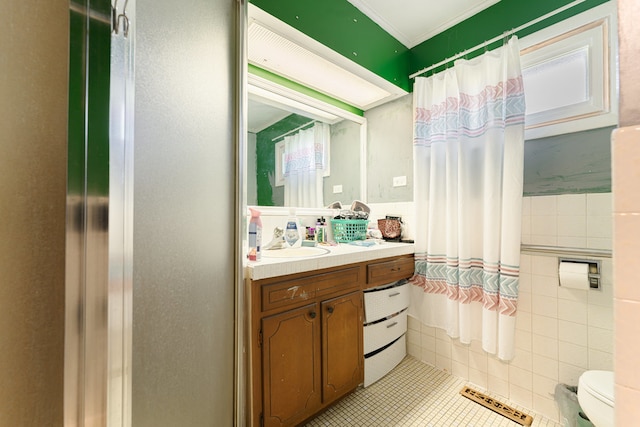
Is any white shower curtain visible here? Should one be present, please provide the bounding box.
[409,37,526,360]
[283,122,329,208]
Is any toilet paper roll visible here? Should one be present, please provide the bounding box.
[559,261,590,290]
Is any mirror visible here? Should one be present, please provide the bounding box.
[247,80,366,208]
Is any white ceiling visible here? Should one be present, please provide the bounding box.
[347,0,501,48]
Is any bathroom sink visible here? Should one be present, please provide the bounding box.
[262,246,330,258]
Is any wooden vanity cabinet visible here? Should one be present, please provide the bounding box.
[251,265,364,427]
[321,291,363,405]
[260,291,363,427]
[261,303,322,427]
[249,254,414,427]
[366,256,415,288]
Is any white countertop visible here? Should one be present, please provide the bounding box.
[245,241,415,281]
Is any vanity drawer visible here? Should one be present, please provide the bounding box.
[367,256,414,287]
[261,266,361,312]
[364,310,407,355]
[363,281,410,323]
[364,334,406,387]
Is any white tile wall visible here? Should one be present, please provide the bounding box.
[523,193,612,250]
[367,202,416,240]
[407,193,614,423]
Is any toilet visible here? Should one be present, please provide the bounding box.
[577,370,615,427]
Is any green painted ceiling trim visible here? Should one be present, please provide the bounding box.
[410,0,611,79]
[249,64,363,117]
[249,0,411,92]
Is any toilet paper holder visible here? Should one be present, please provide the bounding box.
[558,258,601,290]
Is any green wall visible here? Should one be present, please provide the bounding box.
[249,0,611,90]
[410,0,610,77]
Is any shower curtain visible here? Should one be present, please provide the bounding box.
[409,37,525,361]
[283,122,329,208]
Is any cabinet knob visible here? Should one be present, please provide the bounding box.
[327,306,334,314]
[309,311,317,319]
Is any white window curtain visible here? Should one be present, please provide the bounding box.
[283,122,329,208]
[409,37,526,361]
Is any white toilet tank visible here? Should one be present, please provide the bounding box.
[577,370,614,427]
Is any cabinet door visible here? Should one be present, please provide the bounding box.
[262,303,321,427]
[321,291,363,404]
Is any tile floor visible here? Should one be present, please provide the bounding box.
[304,356,562,427]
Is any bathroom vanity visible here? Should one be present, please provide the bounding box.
[246,243,414,427]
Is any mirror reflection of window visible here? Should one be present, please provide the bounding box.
[280,122,330,208]
[248,93,363,208]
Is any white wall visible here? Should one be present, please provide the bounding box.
[366,94,414,203]
[406,193,614,422]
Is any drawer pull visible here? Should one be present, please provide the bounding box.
[391,267,401,272]
[388,292,400,297]
[309,311,317,319]
[386,321,398,328]
[327,306,334,314]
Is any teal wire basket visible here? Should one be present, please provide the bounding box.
[330,219,369,243]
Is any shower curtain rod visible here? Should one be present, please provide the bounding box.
[272,120,317,141]
[409,0,586,79]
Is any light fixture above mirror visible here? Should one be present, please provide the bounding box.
[248,4,407,111]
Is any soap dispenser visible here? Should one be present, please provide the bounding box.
[284,209,302,248]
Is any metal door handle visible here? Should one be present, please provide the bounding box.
[389,292,400,297]
[386,322,398,328]
[327,306,334,314]
[309,311,316,319]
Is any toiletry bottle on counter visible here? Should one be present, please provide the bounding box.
[248,208,262,261]
[284,209,302,248]
[315,217,325,243]
[321,217,328,243]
